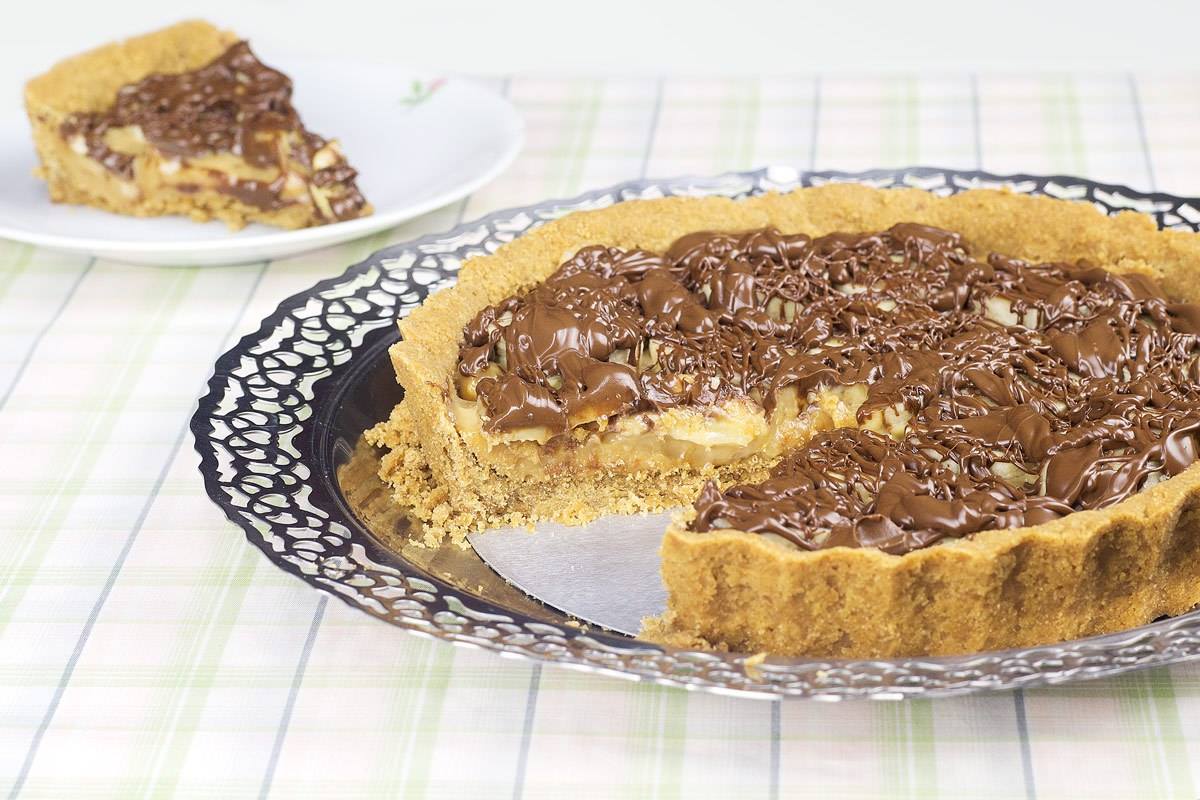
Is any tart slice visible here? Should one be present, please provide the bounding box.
[368,184,1200,657]
[24,20,371,230]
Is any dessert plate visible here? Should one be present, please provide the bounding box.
[0,58,523,266]
[192,166,1200,699]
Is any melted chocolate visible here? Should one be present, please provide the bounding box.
[457,224,1200,553]
[60,42,367,220]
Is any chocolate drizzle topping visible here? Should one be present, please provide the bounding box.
[456,224,1200,553]
[60,41,367,220]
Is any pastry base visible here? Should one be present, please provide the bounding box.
[372,182,1200,656]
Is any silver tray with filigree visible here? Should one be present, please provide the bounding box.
[190,166,1200,700]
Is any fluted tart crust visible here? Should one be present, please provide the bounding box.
[369,183,1200,657]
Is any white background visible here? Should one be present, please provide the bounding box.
[5,0,1200,103]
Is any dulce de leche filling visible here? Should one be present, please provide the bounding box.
[456,224,1200,554]
[60,41,368,222]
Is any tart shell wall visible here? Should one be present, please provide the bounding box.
[653,478,1200,657]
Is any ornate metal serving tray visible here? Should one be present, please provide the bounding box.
[191,166,1200,700]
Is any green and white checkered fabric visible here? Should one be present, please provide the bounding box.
[2,74,1199,799]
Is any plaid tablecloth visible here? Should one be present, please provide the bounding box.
[3,74,1200,799]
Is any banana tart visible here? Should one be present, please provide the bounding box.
[368,184,1200,657]
[25,20,371,230]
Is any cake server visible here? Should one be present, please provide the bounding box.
[467,512,674,636]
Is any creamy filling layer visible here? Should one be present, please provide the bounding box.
[450,383,868,479]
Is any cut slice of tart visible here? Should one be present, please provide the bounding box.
[368,183,1200,657]
[24,20,371,230]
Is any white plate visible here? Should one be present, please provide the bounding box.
[0,58,523,266]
